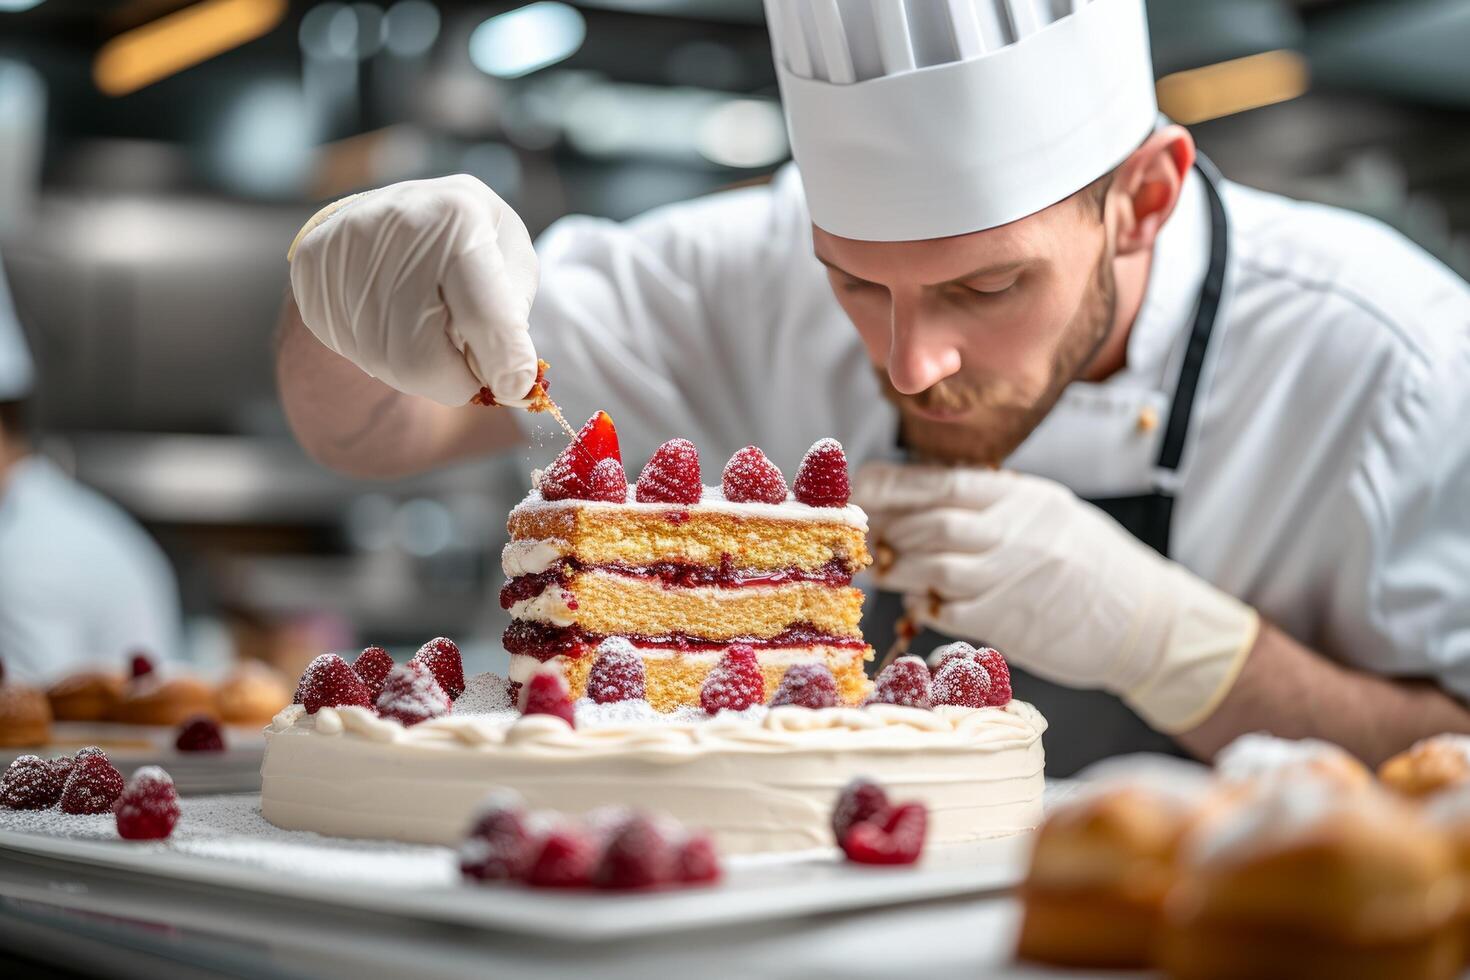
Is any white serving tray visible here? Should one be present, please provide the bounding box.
[0,797,1032,942]
[1,722,266,794]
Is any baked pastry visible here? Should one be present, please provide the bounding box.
[500,417,874,710]
[0,658,52,748]
[1159,777,1462,980]
[1380,735,1470,799]
[111,674,218,726]
[1423,784,1470,964]
[46,670,124,722]
[1214,731,1373,791]
[1017,756,1214,968]
[214,662,291,726]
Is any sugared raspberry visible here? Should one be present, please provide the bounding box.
[460,792,535,883]
[931,656,992,708]
[721,446,787,504]
[175,716,225,752]
[376,661,451,727]
[129,652,155,679]
[294,653,374,715]
[75,746,107,760]
[586,638,646,704]
[931,641,978,672]
[792,438,850,507]
[411,636,466,701]
[46,756,75,791]
[585,457,629,503]
[540,412,622,501]
[594,814,675,890]
[699,645,765,714]
[832,778,890,844]
[59,754,125,815]
[635,438,702,505]
[770,663,837,709]
[115,767,181,840]
[353,645,395,702]
[975,647,1012,706]
[521,671,575,727]
[523,826,598,888]
[1,755,63,810]
[675,832,722,885]
[841,802,928,865]
[865,656,932,709]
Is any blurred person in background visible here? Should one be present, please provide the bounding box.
[0,255,181,684]
[276,0,1470,773]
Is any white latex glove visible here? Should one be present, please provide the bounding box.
[855,462,1259,733]
[287,174,540,407]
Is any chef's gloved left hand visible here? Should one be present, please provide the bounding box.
[854,462,1259,733]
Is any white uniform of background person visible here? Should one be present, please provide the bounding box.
[528,159,1470,700]
[0,257,181,684]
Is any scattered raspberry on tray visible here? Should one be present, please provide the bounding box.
[129,652,155,679]
[675,832,722,885]
[721,446,787,504]
[59,753,125,815]
[411,636,466,701]
[832,778,890,844]
[865,656,932,709]
[793,438,850,507]
[523,826,599,889]
[770,663,837,709]
[0,755,64,810]
[376,661,451,727]
[175,715,225,753]
[586,638,646,704]
[832,779,928,866]
[636,438,702,505]
[699,644,764,715]
[295,653,374,715]
[459,792,536,882]
[594,813,676,890]
[353,646,395,702]
[115,767,181,841]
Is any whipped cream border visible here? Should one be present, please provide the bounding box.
[270,700,1047,757]
[510,488,868,530]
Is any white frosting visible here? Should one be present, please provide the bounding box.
[506,646,856,684]
[510,487,869,530]
[261,700,1046,854]
[501,538,569,576]
[506,591,577,627]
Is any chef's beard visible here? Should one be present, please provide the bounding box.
[880,248,1117,468]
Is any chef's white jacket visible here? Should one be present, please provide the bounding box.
[529,164,1470,700]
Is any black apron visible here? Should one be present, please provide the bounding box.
[867,162,1229,777]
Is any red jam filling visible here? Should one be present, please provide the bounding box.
[499,556,854,609]
[502,621,866,662]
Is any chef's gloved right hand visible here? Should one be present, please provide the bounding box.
[287,174,540,407]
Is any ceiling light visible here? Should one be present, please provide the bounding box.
[469,2,585,80]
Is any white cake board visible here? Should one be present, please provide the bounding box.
[0,792,1043,942]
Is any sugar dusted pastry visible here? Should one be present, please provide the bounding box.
[1214,731,1372,791]
[1159,777,1462,980]
[46,670,124,722]
[1380,735,1470,799]
[1017,755,1215,969]
[214,662,291,726]
[0,659,52,748]
[111,673,217,726]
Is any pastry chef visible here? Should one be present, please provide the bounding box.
[280,0,1470,773]
[0,255,182,683]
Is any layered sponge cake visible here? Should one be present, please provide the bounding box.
[500,413,873,710]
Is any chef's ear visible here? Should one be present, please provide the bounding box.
[1109,126,1196,257]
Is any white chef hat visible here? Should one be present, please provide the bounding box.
[0,260,35,401]
[767,0,1158,241]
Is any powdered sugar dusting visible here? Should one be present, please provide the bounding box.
[456,672,515,714]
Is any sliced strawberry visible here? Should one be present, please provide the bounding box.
[675,832,722,885]
[0,755,63,810]
[931,656,992,708]
[295,653,374,714]
[522,671,576,727]
[411,636,466,701]
[59,754,125,815]
[523,827,598,888]
[699,644,765,714]
[721,446,787,504]
[841,802,928,865]
[541,412,622,501]
[635,438,702,504]
[353,645,395,702]
[460,793,535,883]
[593,814,675,890]
[115,767,181,840]
[769,663,837,709]
[792,438,850,507]
[832,778,890,844]
[865,656,932,709]
[586,638,646,704]
[175,715,225,752]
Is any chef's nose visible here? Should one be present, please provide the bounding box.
[886,293,962,395]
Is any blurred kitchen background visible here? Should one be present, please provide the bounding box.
[1,0,1467,681]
